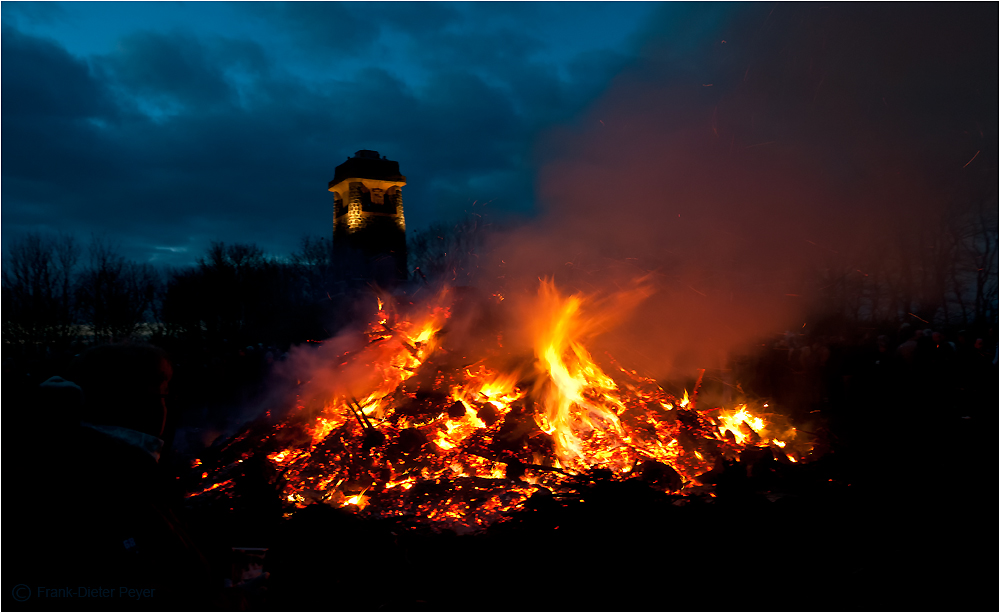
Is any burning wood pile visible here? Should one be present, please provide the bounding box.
[187,279,815,533]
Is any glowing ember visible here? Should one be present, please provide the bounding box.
[188,280,814,533]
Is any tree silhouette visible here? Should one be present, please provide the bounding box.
[2,233,81,350]
[75,236,159,343]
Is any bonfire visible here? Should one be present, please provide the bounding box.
[188,279,813,534]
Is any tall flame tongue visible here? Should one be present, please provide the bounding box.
[531,279,640,473]
[188,279,811,532]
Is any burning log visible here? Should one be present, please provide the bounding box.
[396,428,428,455]
[346,398,372,430]
[362,429,386,451]
[491,403,541,454]
[395,390,450,420]
[739,420,761,445]
[477,403,499,427]
[505,458,526,480]
[447,400,466,419]
[343,397,388,451]
[638,460,683,491]
[675,407,709,435]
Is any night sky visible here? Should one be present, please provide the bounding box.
[3,1,661,266]
[3,2,996,272]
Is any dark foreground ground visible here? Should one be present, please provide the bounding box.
[233,412,996,612]
[7,410,995,611]
[4,343,996,611]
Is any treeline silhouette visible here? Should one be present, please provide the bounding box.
[3,207,996,435]
[803,197,999,332]
[3,218,501,363]
[3,234,340,360]
[1,234,367,452]
[6,199,995,364]
[1,224,499,430]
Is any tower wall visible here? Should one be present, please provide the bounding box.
[329,157,408,286]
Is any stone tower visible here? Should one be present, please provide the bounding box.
[329,150,407,285]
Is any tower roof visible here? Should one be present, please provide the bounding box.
[329,150,405,189]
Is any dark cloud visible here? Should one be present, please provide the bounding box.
[405,26,546,74]
[247,2,386,59]
[4,9,621,266]
[96,31,240,113]
[370,2,463,34]
[0,2,68,28]
[1,25,112,120]
[4,2,989,289]
[1,24,128,231]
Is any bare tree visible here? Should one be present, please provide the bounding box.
[76,236,160,343]
[968,199,999,325]
[161,241,301,346]
[408,212,495,286]
[805,194,998,331]
[291,235,334,302]
[2,232,81,348]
